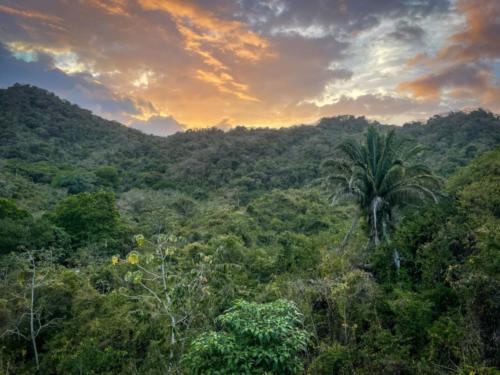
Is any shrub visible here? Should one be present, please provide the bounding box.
[183,299,309,374]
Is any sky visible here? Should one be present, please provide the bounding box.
[0,0,499,135]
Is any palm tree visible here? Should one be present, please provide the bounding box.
[323,126,441,249]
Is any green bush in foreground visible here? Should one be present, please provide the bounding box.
[183,299,309,374]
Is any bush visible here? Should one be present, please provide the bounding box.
[308,343,350,374]
[51,191,123,245]
[183,299,309,374]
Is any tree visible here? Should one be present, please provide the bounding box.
[0,198,31,254]
[113,234,209,371]
[183,299,309,374]
[1,251,59,370]
[52,171,96,194]
[323,127,441,249]
[95,165,119,188]
[51,191,122,245]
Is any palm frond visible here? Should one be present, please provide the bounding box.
[330,189,361,206]
[325,126,442,246]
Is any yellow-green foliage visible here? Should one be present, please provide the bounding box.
[1,86,499,374]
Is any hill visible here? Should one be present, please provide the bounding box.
[0,84,499,374]
[1,85,500,200]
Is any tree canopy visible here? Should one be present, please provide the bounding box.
[0,85,499,374]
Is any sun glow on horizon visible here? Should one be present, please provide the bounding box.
[0,0,499,134]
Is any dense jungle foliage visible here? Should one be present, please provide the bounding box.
[0,84,499,374]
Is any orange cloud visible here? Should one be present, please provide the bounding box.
[138,0,273,101]
[195,69,259,102]
[398,79,440,100]
[85,0,130,17]
[3,0,496,128]
[483,87,500,111]
[439,0,500,62]
[138,0,271,60]
[0,5,60,22]
[405,52,428,67]
[404,0,500,68]
[399,0,500,111]
[399,63,492,97]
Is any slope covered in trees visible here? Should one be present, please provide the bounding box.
[0,85,499,374]
[2,85,499,198]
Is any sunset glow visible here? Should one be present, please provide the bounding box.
[1,0,499,135]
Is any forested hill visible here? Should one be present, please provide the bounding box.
[1,84,500,195]
[1,84,500,374]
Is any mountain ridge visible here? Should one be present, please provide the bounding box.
[1,84,500,195]
[1,86,500,375]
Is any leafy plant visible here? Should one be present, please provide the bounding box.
[183,299,309,374]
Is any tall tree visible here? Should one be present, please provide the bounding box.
[1,251,59,370]
[51,191,122,245]
[323,126,441,248]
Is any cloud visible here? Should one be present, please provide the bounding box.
[0,43,153,122]
[399,63,491,100]
[388,20,425,43]
[295,93,444,125]
[438,0,500,62]
[129,115,185,136]
[85,0,131,17]
[195,69,259,102]
[0,4,60,22]
[237,0,450,36]
[137,0,273,101]
[213,117,233,131]
[142,0,272,61]
[329,68,353,81]
[399,0,500,112]
[0,0,495,127]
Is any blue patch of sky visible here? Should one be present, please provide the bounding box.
[13,50,38,63]
[492,60,500,84]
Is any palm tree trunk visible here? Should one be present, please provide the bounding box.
[371,197,383,246]
[393,249,401,271]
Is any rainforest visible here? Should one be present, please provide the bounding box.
[0,84,499,374]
